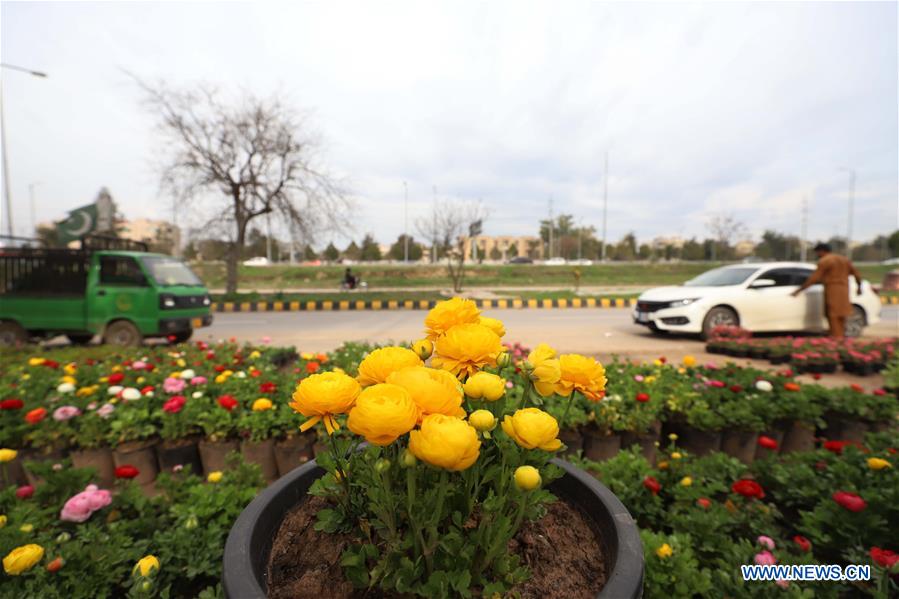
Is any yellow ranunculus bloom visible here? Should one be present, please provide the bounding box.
[658,460,669,470]
[409,414,480,471]
[60,375,77,385]
[424,297,481,341]
[3,544,44,575]
[432,324,502,378]
[290,371,361,435]
[207,471,223,483]
[249,350,261,359]
[0,515,6,528]
[526,343,561,397]
[386,366,464,419]
[468,409,496,432]
[514,465,541,491]
[867,457,891,470]
[501,408,562,451]
[683,355,697,367]
[214,374,227,384]
[555,354,607,401]
[680,476,692,487]
[28,357,45,366]
[76,385,98,397]
[478,316,506,338]
[300,352,314,360]
[656,543,673,559]
[19,524,33,533]
[252,398,273,412]
[133,555,160,577]
[347,384,419,446]
[64,362,77,375]
[671,452,682,460]
[0,448,17,463]
[463,371,506,401]
[357,347,423,387]
[411,339,433,360]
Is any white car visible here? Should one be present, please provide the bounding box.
[242,256,270,266]
[633,262,881,338]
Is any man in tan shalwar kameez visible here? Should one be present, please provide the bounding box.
[792,243,864,339]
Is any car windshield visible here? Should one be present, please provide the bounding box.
[683,267,758,287]
[140,256,203,286]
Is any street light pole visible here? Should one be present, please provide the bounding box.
[403,181,409,263]
[28,181,42,237]
[839,168,856,259]
[1,63,48,237]
[601,151,609,262]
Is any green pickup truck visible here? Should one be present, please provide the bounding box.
[0,237,213,346]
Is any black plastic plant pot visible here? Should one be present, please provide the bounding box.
[223,457,644,599]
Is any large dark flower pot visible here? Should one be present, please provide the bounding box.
[223,457,644,598]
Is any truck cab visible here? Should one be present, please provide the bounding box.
[0,236,212,346]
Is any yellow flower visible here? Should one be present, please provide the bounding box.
[0,515,5,528]
[64,362,77,375]
[556,354,607,401]
[683,355,697,367]
[478,316,506,338]
[463,371,506,401]
[207,471,223,483]
[136,376,146,384]
[214,374,228,384]
[76,385,97,397]
[680,476,693,487]
[60,375,77,385]
[501,408,562,451]
[386,366,464,419]
[432,324,502,378]
[671,452,682,460]
[409,414,481,471]
[514,465,541,491]
[176,358,186,367]
[21,374,30,381]
[28,357,45,366]
[411,339,434,360]
[644,375,656,384]
[252,398,273,412]
[357,347,423,386]
[19,524,32,533]
[347,384,419,446]
[653,359,663,367]
[424,297,481,340]
[867,457,891,470]
[249,350,261,359]
[658,461,669,470]
[526,343,561,397]
[300,352,314,360]
[3,544,44,575]
[133,555,160,577]
[290,371,361,435]
[668,433,678,441]
[0,448,17,463]
[468,409,496,432]
[655,543,673,559]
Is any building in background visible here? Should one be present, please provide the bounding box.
[461,235,544,261]
[120,218,181,254]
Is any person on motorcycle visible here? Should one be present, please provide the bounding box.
[343,267,357,290]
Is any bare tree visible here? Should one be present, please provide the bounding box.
[416,199,488,292]
[706,213,748,261]
[135,78,350,293]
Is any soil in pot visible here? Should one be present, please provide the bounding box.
[114,440,159,484]
[198,439,240,473]
[720,430,758,465]
[267,496,607,599]
[240,439,278,482]
[70,447,116,487]
[157,437,204,476]
[583,431,621,461]
[274,434,315,477]
[678,427,721,456]
[559,427,585,456]
[780,421,816,454]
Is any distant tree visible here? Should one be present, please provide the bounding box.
[417,200,489,292]
[303,245,318,261]
[706,214,747,261]
[889,230,899,257]
[35,224,60,248]
[526,239,542,259]
[638,244,652,260]
[755,230,802,261]
[489,245,502,261]
[388,234,423,261]
[611,233,638,261]
[507,242,519,258]
[323,242,340,262]
[360,234,382,261]
[343,241,362,261]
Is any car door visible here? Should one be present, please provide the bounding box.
[790,267,826,331]
[744,268,808,332]
[87,254,153,333]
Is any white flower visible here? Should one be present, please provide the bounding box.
[121,387,142,401]
[234,371,246,379]
[192,391,203,399]
[180,369,196,380]
[108,385,124,396]
[755,380,773,392]
[145,391,155,398]
[57,382,76,394]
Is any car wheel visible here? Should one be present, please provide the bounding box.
[0,321,28,347]
[103,320,143,347]
[844,306,866,338]
[67,333,94,345]
[701,306,738,340]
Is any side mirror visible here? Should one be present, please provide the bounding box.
[750,278,776,289]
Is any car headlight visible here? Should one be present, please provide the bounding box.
[203,296,211,306]
[667,298,700,308]
[160,294,176,309]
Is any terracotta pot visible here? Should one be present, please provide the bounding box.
[678,427,721,456]
[620,426,660,463]
[824,417,869,444]
[241,439,278,483]
[273,434,315,478]
[559,428,585,456]
[1,456,28,489]
[720,430,758,465]
[754,428,786,460]
[199,439,240,473]
[157,437,204,476]
[780,421,816,454]
[583,430,621,461]
[70,447,116,487]
[22,446,68,486]
[114,439,160,484]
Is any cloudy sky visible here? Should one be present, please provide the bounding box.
[2,1,896,248]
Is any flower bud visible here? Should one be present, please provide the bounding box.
[401,449,417,467]
[514,465,541,491]
[374,458,391,474]
[496,352,512,368]
[411,339,433,360]
[55,532,71,543]
[184,515,198,530]
[468,409,496,433]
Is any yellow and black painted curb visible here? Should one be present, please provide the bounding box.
[882,295,899,305]
[212,297,640,313]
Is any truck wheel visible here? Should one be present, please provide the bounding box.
[67,333,94,345]
[0,321,28,347]
[701,306,738,340]
[103,320,142,347]
[169,330,193,344]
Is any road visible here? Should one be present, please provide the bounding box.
[199,305,898,364]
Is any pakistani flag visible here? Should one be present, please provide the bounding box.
[56,203,98,243]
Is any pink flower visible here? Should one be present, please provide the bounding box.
[634,375,645,382]
[261,336,271,344]
[52,405,81,421]
[757,536,776,550]
[86,402,98,411]
[190,376,207,385]
[60,484,112,522]
[16,485,34,500]
[754,551,777,566]
[131,360,147,370]
[707,380,726,388]
[163,377,186,394]
[97,403,115,419]
[505,381,514,389]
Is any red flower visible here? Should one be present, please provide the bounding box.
[218,394,238,411]
[15,485,34,499]
[259,381,277,394]
[792,535,812,553]
[163,395,186,414]
[46,557,64,573]
[757,435,778,450]
[141,385,155,395]
[850,384,864,393]
[214,364,226,373]
[870,547,899,569]
[25,407,47,425]
[708,380,726,388]
[107,372,125,385]
[729,385,743,393]
[144,363,155,372]
[696,497,711,509]
[642,475,661,495]
[812,373,822,380]
[832,491,866,512]
[43,359,59,369]
[635,393,650,403]
[306,362,321,374]
[115,465,140,479]
[784,382,801,392]
[732,479,765,499]
[0,398,24,410]
[873,388,887,396]
[823,440,863,455]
